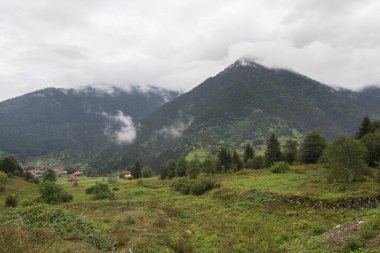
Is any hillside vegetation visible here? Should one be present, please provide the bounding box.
[1,165,380,252]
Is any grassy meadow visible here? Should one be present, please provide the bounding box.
[0,166,380,252]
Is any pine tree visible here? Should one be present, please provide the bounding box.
[357,116,372,139]
[265,133,281,166]
[243,144,254,164]
[132,161,142,179]
[217,148,232,171]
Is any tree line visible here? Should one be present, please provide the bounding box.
[159,116,380,182]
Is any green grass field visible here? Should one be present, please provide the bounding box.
[1,166,380,252]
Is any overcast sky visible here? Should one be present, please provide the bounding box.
[0,0,379,101]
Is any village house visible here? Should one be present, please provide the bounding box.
[73,171,84,177]
[121,170,133,179]
[31,169,47,177]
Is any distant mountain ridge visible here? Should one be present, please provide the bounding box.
[0,85,179,159]
[91,58,380,172]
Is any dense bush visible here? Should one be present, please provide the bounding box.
[142,166,154,178]
[190,177,218,195]
[85,183,115,200]
[4,194,17,207]
[171,177,192,194]
[39,182,73,204]
[270,162,290,174]
[171,176,218,195]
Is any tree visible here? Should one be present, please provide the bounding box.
[217,148,232,172]
[357,116,372,139]
[176,158,188,177]
[85,182,114,200]
[43,168,57,182]
[132,161,142,179]
[0,156,21,175]
[361,131,380,166]
[265,133,281,166]
[39,182,73,204]
[231,151,243,171]
[187,159,201,179]
[167,160,177,179]
[202,157,215,174]
[159,165,169,179]
[243,144,254,164]
[326,137,370,182]
[283,139,298,165]
[300,132,326,164]
[142,166,154,178]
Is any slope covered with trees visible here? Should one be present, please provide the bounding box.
[92,59,380,172]
[0,85,179,160]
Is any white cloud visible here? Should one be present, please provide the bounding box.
[158,118,194,138]
[0,0,380,101]
[103,111,137,144]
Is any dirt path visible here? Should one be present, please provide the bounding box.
[325,217,367,247]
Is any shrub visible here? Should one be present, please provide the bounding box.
[142,166,154,178]
[0,185,5,193]
[171,177,192,194]
[112,187,120,191]
[190,176,217,195]
[172,176,218,195]
[270,162,290,174]
[73,181,79,187]
[85,183,114,200]
[250,156,265,169]
[39,182,73,204]
[5,195,17,207]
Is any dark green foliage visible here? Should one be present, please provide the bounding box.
[23,171,34,182]
[248,155,265,169]
[283,139,298,164]
[300,132,326,164]
[231,151,243,171]
[202,157,215,174]
[43,168,57,182]
[171,176,218,195]
[190,176,218,195]
[270,162,290,174]
[91,61,380,173]
[176,158,188,177]
[361,131,380,166]
[217,148,232,172]
[243,144,254,164]
[112,187,120,191]
[132,161,142,179]
[39,182,73,204]
[187,159,201,179]
[0,86,178,159]
[356,116,372,139]
[85,183,114,200]
[0,156,22,176]
[171,177,192,194]
[73,181,79,187]
[4,195,17,207]
[141,166,154,178]
[0,205,112,249]
[159,165,169,179]
[326,137,370,182]
[265,133,281,166]
[167,160,177,179]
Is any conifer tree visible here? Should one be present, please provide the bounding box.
[357,116,372,139]
[265,133,281,166]
[243,144,254,164]
[176,157,188,177]
[132,161,142,179]
[232,151,243,171]
[300,132,326,164]
[167,160,177,179]
[283,139,298,164]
